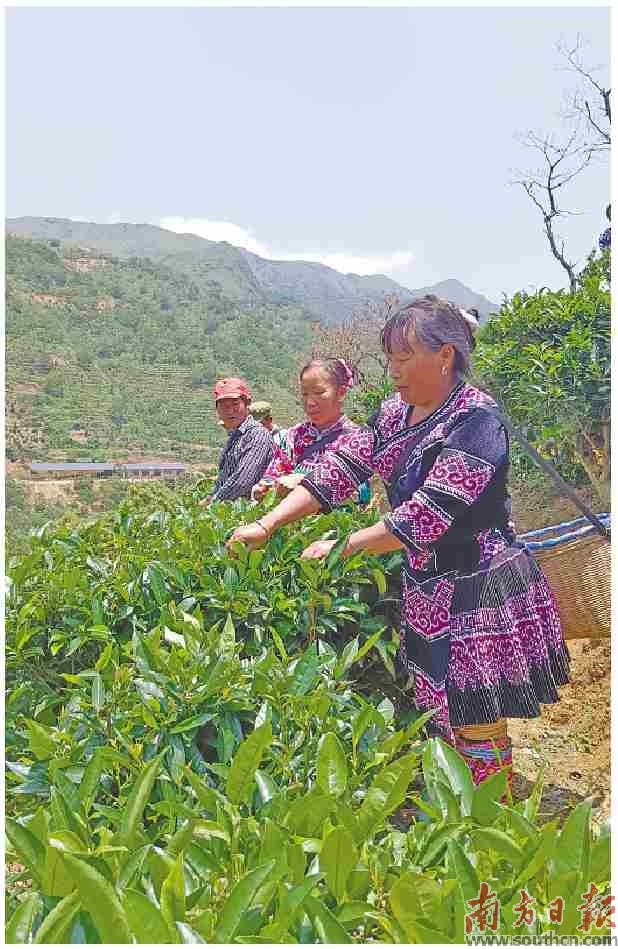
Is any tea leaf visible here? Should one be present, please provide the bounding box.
[226,722,272,806]
[61,852,133,944]
[33,890,81,944]
[214,862,275,943]
[320,828,358,903]
[117,754,163,847]
[124,889,177,944]
[6,892,42,944]
[289,643,320,696]
[316,732,348,798]
[6,817,46,882]
[160,853,186,925]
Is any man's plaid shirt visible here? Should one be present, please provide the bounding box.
[212,416,274,501]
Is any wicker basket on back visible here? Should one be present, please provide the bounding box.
[519,515,611,640]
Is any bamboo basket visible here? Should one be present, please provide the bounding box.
[519,515,611,640]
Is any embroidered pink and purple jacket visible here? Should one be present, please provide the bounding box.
[262,416,358,481]
[300,382,569,741]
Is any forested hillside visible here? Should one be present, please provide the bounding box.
[6,236,311,460]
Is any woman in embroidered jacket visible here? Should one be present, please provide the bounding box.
[229,296,569,786]
[251,357,370,506]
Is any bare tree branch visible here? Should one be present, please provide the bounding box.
[557,34,610,148]
[514,34,610,291]
[583,99,611,144]
[513,130,586,290]
[558,35,610,108]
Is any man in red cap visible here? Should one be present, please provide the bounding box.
[199,377,274,506]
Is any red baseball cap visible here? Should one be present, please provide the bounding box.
[213,377,251,402]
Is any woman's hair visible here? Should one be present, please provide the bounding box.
[380,294,477,378]
[300,356,356,389]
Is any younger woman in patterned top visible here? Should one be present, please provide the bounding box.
[251,357,370,505]
[230,296,569,789]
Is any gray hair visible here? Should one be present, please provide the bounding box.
[380,294,476,378]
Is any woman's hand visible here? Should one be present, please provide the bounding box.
[226,522,270,553]
[274,473,305,496]
[198,496,211,508]
[251,480,272,503]
[300,538,338,560]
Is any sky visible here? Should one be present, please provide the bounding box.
[6,6,610,302]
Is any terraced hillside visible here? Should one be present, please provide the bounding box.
[6,236,310,461]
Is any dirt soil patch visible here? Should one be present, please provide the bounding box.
[508,483,610,825]
[23,479,75,504]
[510,638,610,827]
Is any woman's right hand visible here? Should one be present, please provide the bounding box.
[226,522,270,553]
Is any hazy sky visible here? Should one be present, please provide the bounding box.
[7,6,610,301]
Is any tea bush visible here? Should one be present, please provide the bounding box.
[5,484,611,942]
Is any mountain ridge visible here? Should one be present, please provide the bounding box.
[7,216,500,322]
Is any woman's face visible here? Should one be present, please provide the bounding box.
[300,366,346,427]
[386,327,454,405]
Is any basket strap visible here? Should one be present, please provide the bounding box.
[490,405,611,543]
[520,513,610,542]
[523,521,608,550]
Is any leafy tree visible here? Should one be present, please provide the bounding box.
[474,250,610,504]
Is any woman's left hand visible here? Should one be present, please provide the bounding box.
[301,539,337,560]
[275,474,305,496]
